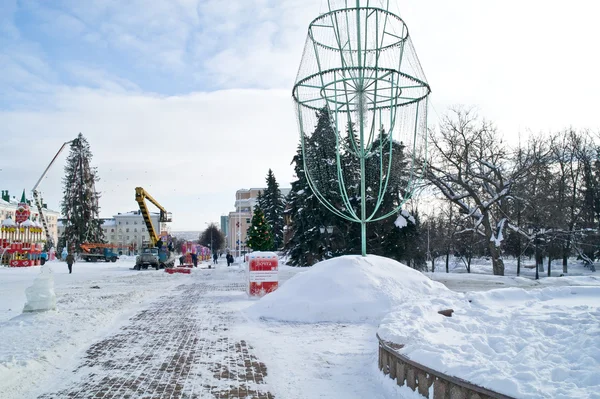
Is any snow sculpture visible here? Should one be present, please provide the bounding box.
[293,0,431,255]
[23,264,57,312]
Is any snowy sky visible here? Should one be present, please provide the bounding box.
[1,0,599,230]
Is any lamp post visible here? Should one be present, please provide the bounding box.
[319,225,334,258]
[205,222,214,255]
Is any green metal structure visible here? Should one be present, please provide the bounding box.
[293,0,431,256]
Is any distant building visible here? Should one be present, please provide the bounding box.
[58,210,161,254]
[227,187,291,254]
[0,190,60,246]
[220,215,229,237]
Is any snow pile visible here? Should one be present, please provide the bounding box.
[246,255,454,323]
[394,209,415,229]
[379,286,600,399]
[22,265,56,312]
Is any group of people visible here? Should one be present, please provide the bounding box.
[177,252,236,267]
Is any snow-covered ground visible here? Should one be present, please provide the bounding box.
[0,259,194,398]
[250,255,600,399]
[1,255,599,398]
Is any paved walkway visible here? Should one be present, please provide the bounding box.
[39,271,274,399]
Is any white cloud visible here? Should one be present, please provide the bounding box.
[0,86,299,230]
[2,0,600,232]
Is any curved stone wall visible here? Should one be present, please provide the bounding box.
[377,334,516,399]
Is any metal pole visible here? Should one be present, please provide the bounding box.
[238,191,241,260]
[535,233,539,280]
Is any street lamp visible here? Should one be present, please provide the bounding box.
[319,226,334,234]
[205,222,214,254]
[320,225,334,258]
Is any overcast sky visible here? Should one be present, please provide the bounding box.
[1,0,599,231]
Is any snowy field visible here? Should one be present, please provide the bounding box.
[0,255,599,398]
[0,258,195,398]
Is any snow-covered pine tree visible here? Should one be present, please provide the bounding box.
[246,206,274,251]
[285,108,345,266]
[60,133,105,251]
[257,169,285,250]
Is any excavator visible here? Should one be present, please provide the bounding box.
[134,187,174,270]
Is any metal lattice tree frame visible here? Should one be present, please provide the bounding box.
[293,0,431,256]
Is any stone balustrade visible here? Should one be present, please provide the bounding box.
[377,334,516,399]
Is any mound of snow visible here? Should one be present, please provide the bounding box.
[379,286,600,399]
[246,255,454,323]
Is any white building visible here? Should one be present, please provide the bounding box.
[227,187,290,254]
[113,210,161,254]
[0,190,60,246]
[58,210,161,255]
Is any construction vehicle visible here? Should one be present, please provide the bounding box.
[136,247,160,270]
[31,140,74,249]
[80,243,119,262]
[134,187,174,270]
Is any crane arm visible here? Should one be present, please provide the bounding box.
[32,140,74,193]
[135,187,172,247]
[32,139,74,248]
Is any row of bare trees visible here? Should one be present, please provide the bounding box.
[423,108,600,276]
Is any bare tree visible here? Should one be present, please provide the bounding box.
[425,109,536,275]
[199,224,225,253]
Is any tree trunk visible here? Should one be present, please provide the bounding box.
[445,251,450,273]
[562,241,569,274]
[547,256,552,277]
[488,243,504,275]
[431,258,435,273]
[466,255,471,273]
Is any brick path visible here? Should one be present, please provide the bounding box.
[39,276,274,399]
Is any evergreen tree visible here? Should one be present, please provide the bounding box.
[285,107,346,266]
[246,206,274,251]
[284,142,333,265]
[60,133,105,251]
[257,169,285,250]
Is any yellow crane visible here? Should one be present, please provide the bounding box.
[134,187,172,247]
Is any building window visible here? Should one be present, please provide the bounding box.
[142,228,146,232]
[134,228,137,233]
[126,228,130,233]
[127,236,130,240]
[126,221,129,225]
[119,221,122,225]
[111,229,114,232]
[134,221,138,225]
[246,219,250,223]
[111,235,115,240]
[118,235,122,240]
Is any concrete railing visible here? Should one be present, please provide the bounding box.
[377,334,516,399]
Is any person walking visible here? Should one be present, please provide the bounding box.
[191,252,198,268]
[40,250,48,266]
[213,252,218,265]
[66,252,75,274]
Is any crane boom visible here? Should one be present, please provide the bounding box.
[135,187,172,247]
[32,140,74,248]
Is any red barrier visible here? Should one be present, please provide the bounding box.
[165,268,191,274]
